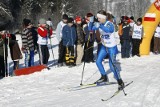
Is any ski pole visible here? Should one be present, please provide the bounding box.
[80,33,91,85]
[80,50,86,86]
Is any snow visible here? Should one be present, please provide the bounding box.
[1,33,160,107]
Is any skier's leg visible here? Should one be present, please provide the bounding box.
[108,47,124,90]
[96,45,109,83]
[109,53,120,80]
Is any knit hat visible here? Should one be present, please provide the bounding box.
[39,18,46,25]
[23,18,31,26]
[137,18,142,23]
[67,18,74,23]
[62,14,68,20]
[75,16,81,22]
[86,13,93,17]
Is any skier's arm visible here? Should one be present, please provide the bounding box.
[99,22,114,33]
[92,26,99,31]
[56,23,62,42]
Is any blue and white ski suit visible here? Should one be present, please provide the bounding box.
[95,21,121,80]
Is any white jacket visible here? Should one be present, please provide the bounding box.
[56,21,67,42]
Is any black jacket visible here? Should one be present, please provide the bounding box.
[122,24,132,40]
[76,24,84,45]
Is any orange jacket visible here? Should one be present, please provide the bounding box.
[118,24,123,36]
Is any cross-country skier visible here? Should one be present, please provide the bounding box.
[93,10,124,90]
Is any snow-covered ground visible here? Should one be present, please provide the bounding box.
[0,33,160,107]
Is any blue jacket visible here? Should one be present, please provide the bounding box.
[84,22,95,42]
[62,25,77,46]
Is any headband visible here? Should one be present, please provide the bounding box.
[97,13,107,19]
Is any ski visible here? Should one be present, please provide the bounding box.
[101,81,133,102]
[62,82,118,91]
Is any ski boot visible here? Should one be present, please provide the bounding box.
[95,74,109,84]
[117,79,125,90]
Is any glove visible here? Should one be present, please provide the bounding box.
[94,22,100,29]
